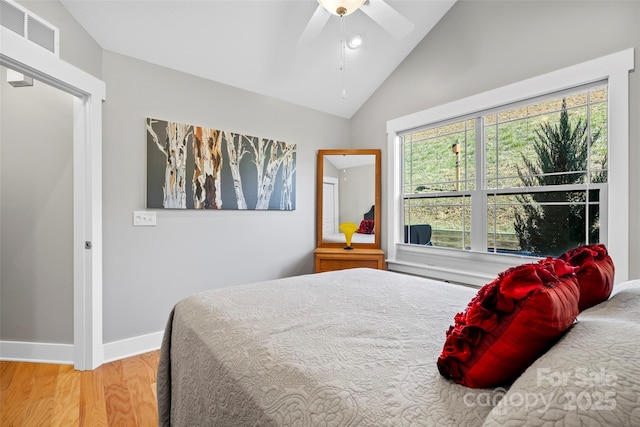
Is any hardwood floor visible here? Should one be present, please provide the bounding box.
[0,350,160,427]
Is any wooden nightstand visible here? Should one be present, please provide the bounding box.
[314,247,386,273]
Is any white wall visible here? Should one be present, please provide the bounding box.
[351,0,640,280]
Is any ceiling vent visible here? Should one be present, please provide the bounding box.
[0,0,59,56]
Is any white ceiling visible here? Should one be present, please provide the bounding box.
[59,0,455,118]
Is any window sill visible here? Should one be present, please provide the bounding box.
[388,244,543,287]
[387,259,488,287]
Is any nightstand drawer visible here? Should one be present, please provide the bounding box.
[314,248,385,273]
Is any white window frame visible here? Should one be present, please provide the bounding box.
[387,49,633,286]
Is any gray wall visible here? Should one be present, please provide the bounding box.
[351,0,640,280]
[339,164,375,225]
[0,67,74,343]
[101,52,349,342]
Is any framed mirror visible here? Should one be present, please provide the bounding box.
[316,149,381,249]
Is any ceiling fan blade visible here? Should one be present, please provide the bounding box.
[298,5,331,46]
[360,0,415,39]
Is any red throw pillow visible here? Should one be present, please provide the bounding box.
[437,258,579,388]
[559,244,615,312]
[357,219,374,234]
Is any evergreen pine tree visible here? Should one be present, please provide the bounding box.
[514,99,601,256]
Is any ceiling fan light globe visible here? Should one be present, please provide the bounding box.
[318,0,366,16]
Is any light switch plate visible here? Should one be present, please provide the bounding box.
[133,211,156,226]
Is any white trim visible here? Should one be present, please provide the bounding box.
[73,94,104,371]
[387,48,634,284]
[387,49,632,136]
[103,332,164,364]
[0,331,164,365]
[0,341,74,365]
[1,25,105,370]
[0,28,104,98]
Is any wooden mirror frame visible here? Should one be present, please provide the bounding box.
[316,149,381,249]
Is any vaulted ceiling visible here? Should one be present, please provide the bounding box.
[60,1,455,118]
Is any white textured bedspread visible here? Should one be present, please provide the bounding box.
[157,268,500,426]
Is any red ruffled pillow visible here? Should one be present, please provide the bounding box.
[559,244,615,312]
[437,258,579,388]
[357,219,374,234]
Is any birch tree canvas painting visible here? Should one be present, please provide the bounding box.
[146,118,296,210]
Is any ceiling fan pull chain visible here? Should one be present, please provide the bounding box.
[340,15,347,99]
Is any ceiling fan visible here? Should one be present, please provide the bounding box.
[299,0,415,45]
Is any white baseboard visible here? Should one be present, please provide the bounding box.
[0,331,164,367]
[0,340,74,364]
[103,331,164,363]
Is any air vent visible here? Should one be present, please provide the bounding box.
[0,0,24,35]
[0,0,59,56]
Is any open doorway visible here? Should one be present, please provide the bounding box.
[322,177,339,236]
[0,26,105,370]
[0,65,74,355]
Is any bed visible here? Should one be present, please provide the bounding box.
[322,232,375,244]
[157,268,640,426]
[323,205,376,244]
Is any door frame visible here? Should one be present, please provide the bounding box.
[322,177,339,235]
[1,27,105,370]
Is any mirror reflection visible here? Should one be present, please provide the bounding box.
[317,150,380,248]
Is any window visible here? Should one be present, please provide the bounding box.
[401,85,607,258]
[387,49,632,286]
